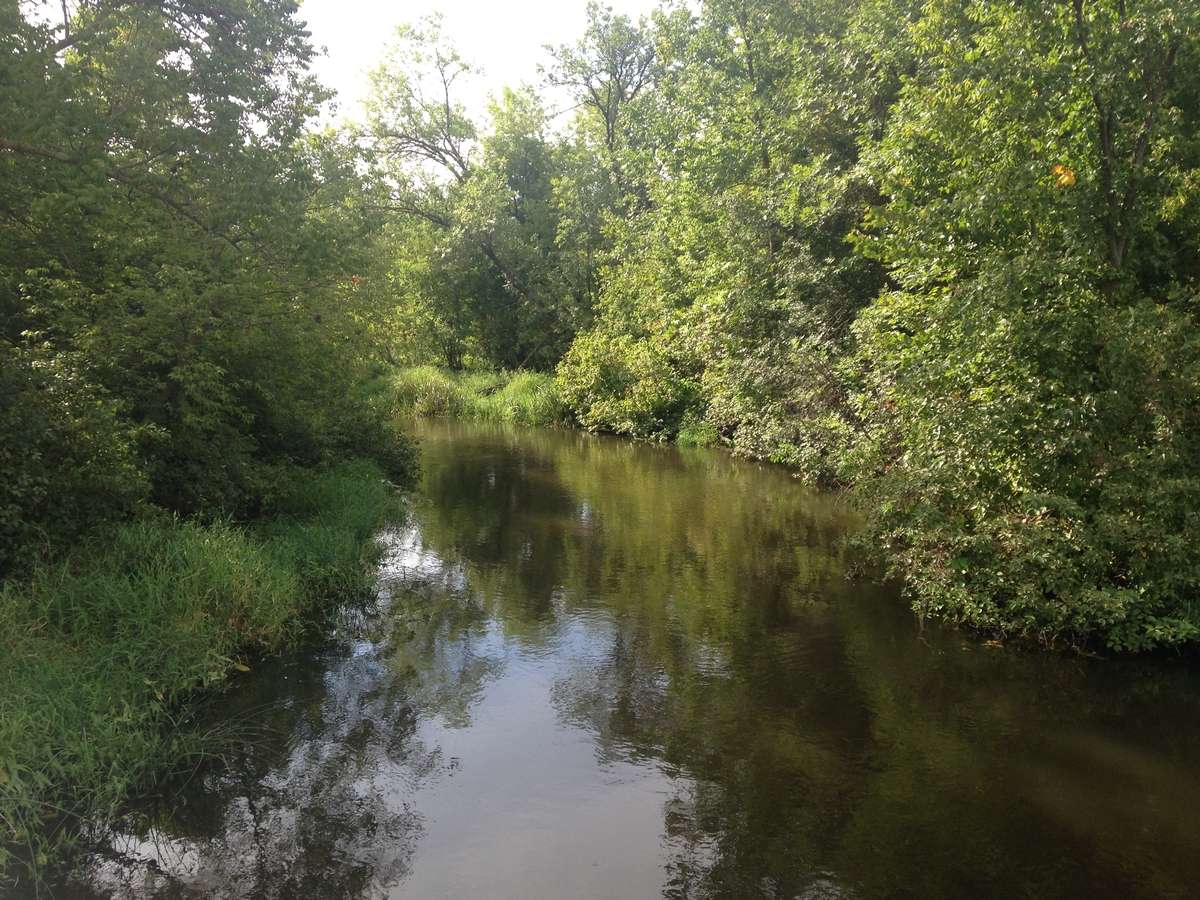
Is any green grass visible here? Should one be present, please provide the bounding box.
[0,460,400,886]
[675,412,721,448]
[389,366,567,426]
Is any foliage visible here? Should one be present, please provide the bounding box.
[675,412,721,448]
[0,344,148,575]
[846,0,1200,649]
[363,20,593,370]
[0,0,415,575]
[557,327,699,439]
[0,3,417,883]
[850,274,1200,650]
[548,0,889,464]
[388,366,566,426]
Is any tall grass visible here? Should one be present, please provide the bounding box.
[389,366,567,426]
[0,460,399,886]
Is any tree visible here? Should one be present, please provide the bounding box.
[557,0,891,462]
[848,0,1200,649]
[544,2,657,174]
[366,20,588,370]
[0,0,410,570]
[353,0,1200,650]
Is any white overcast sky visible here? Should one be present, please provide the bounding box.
[299,0,662,122]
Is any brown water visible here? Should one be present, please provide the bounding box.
[72,421,1200,899]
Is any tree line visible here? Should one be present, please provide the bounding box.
[1,2,422,879]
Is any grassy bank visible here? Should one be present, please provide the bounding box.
[388,366,567,426]
[0,460,401,885]
[388,366,724,450]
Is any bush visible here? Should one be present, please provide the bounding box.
[555,330,698,439]
[675,412,720,448]
[848,266,1200,651]
[0,346,148,577]
[702,334,859,480]
[328,394,420,490]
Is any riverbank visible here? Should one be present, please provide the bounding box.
[385,365,1200,655]
[384,365,720,446]
[0,460,403,887]
[386,366,568,427]
[52,418,1200,899]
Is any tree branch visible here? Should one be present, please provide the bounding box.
[0,136,243,252]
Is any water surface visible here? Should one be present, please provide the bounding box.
[77,421,1200,898]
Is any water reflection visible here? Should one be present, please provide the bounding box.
[68,420,1200,899]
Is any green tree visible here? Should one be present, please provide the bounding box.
[366,19,586,369]
[544,1,657,197]
[557,0,890,458]
[1,0,412,571]
[849,0,1200,649]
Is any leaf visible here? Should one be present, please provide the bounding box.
[1051,164,1076,188]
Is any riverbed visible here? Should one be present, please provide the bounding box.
[71,421,1200,898]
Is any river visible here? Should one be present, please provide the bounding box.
[70,421,1200,898]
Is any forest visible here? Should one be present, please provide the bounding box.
[1,0,1199,885]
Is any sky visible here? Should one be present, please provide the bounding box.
[299,0,662,122]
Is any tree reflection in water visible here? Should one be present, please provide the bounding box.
[70,421,1200,900]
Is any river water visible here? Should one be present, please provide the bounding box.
[73,421,1200,899]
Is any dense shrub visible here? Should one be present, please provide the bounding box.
[556,330,699,439]
[0,346,148,575]
[0,1,418,574]
[849,270,1200,650]
[841,0,1200,650]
